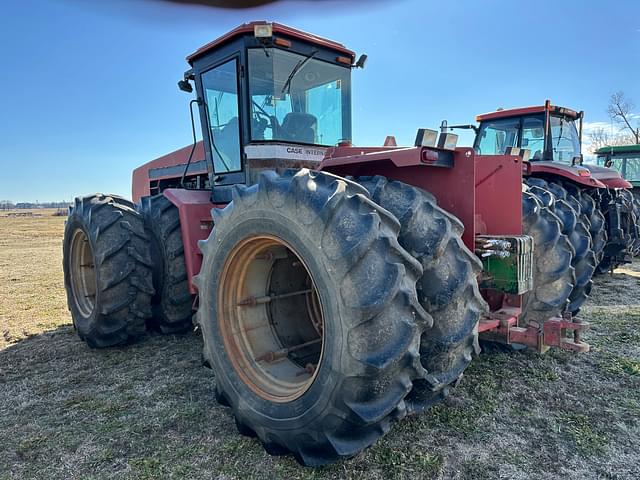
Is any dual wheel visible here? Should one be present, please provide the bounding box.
[524,178,602,317]
[63,195,194,348]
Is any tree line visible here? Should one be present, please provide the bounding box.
[0,201,71,210]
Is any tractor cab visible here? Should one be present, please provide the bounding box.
[472,101,583,164]
[182,22,363,202]
[596,145,640,191]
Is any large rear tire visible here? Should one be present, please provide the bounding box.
[63,194,154,347]
[620,189,640,257]
[357,176,486,414]
[521,188,575,325]
[138,195,194,334]
[526,179,596,314]
[566,185,608,266]
[592,188,631,273]
[194,169,430,465]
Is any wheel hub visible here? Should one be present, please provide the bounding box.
[217,235,324,403]
[69,228,97,319]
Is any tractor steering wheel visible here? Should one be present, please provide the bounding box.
[252,100,272,124]
[252,100,281,139]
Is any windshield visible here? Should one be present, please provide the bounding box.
[248,48,351,146]
[550,115,581,163]
[598,154,640,181]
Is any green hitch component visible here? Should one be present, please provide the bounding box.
[476,235,534,295]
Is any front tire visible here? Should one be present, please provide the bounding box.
[194,170,430,465]
[63,194,154,347]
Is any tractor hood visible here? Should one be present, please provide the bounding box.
[528,161,632,189]
[581,164,633,189]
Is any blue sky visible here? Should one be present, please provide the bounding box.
[0,0,638,202]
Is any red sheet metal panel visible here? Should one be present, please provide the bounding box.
[476,103,580,122]
[475,154,523,237]
[162,189,224,294]
[476,105,546,121]
[597,177,633,189]
[528,162,606,189]
[132,142,206,202]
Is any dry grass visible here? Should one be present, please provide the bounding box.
[0,210,68,346]
[1,213,639,479]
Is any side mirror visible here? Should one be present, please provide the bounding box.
[355,54,368,69]
[178,79,193,93]
[178,69,195,93]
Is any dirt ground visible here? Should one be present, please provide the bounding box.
[1,212,639,479]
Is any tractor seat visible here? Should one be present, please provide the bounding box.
[280,112,317,144]
[212,117,241,170]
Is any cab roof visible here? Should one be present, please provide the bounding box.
[187,21,355,64]
[476,102,580,122]
[595,144,640,155]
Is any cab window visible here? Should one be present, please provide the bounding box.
[475,118,519,155]
[626,156,640,181]
[521,117,545,160]
[550,116,581,163]
[201,59,241,173]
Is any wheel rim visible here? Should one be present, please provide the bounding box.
[218,235,325,403]
[69,228,97,318]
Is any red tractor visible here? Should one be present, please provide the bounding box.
[443,102,637,279]
[62,23,624,465]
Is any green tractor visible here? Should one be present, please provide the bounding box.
[596,144,640,256]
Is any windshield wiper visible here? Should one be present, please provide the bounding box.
[556,118,564,147]
[281,50,318,95]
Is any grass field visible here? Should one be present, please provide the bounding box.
[1,211,639,479]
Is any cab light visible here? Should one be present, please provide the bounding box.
[254,24,273,38]
[414,128,438,147]
[577,169,590,177]
[336,56,352,65]
[273,37,291,48]
[421,149,439,164]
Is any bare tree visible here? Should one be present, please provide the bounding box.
[589,128,611,152]
[607,91,640,144]
[588,127,636,152]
